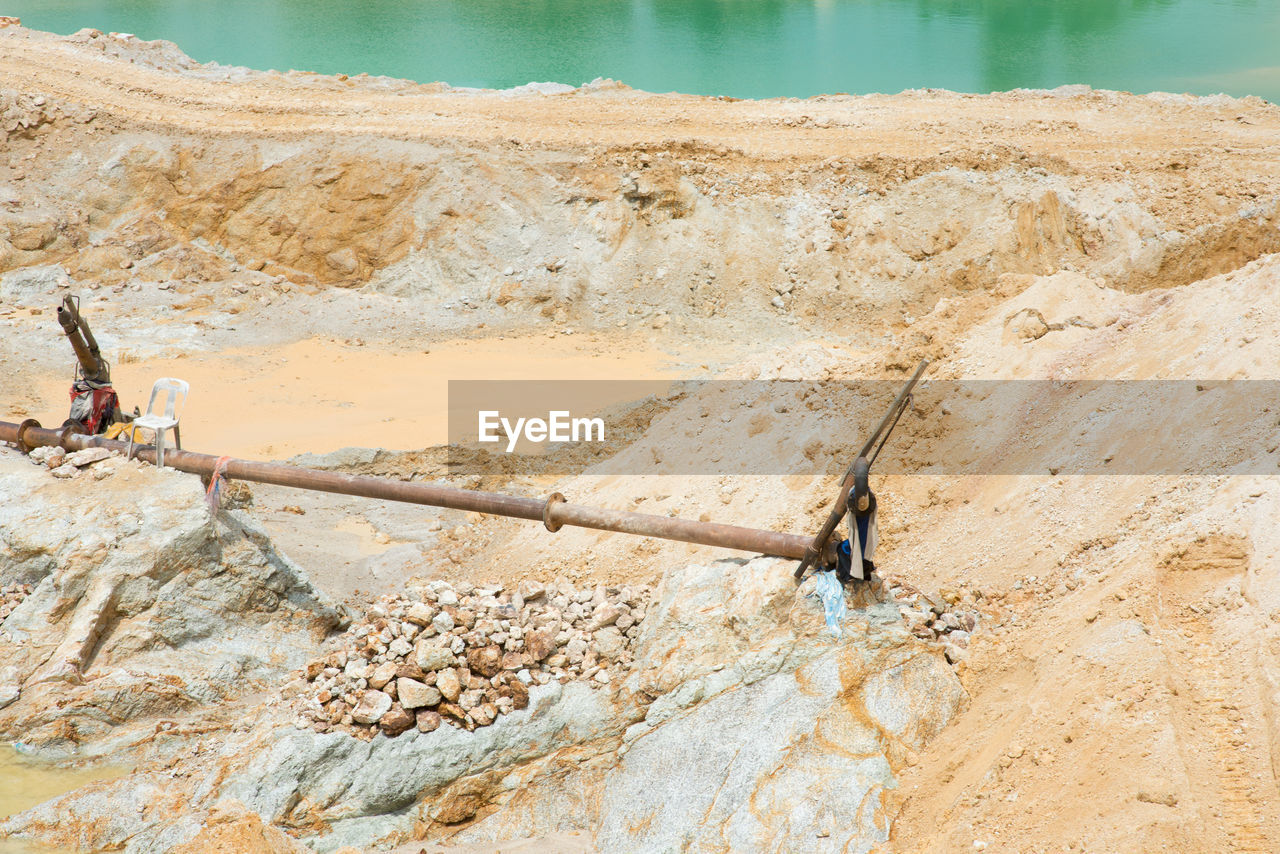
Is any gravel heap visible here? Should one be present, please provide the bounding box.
[0,582,32,622]
[885,577,982,665]
[294,579,651,739]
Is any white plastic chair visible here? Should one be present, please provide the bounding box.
[127,377,188,468]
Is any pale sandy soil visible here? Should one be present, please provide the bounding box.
[28,332,691,459]
[4,18,1280,854]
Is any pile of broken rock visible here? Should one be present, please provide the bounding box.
[886,579,982,665]
[293,578,650,738]
[26,444,122,479]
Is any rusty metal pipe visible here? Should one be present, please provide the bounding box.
[56,301,109,384]
[65,295,103,366]
[0,419,813,560]
[548,500,808,559]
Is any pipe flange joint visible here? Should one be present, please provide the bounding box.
[15,418,41,454]
[58,424,81,450]
[543,492,566,533]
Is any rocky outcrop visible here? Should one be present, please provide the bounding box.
[2,551,966,852]
[451,559,967,854]
[0,446,343,757]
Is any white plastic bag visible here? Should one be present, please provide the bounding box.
[811,571,847,639]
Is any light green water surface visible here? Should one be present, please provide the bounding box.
[4,0,1279,101]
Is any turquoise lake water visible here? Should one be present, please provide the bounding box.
[6,0,1280,101]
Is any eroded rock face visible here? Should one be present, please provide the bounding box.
[454,558,967,854]
[1,553,965,853]
[0,449,343,755]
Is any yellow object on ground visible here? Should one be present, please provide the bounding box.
[104,421,145,442]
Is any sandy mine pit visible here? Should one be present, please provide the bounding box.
[3,18,1280,854]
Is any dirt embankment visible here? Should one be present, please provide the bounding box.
[3,23,1280,327]
[4,19,1280,854]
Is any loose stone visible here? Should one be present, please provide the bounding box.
[397,677,441,710]
[415,710,442,733]
[351,690,392,725]
[368,661,398,690]
[466,645,503,678]
[436,668,462,703]
[379,703,414,736]
[415,638,455,672]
